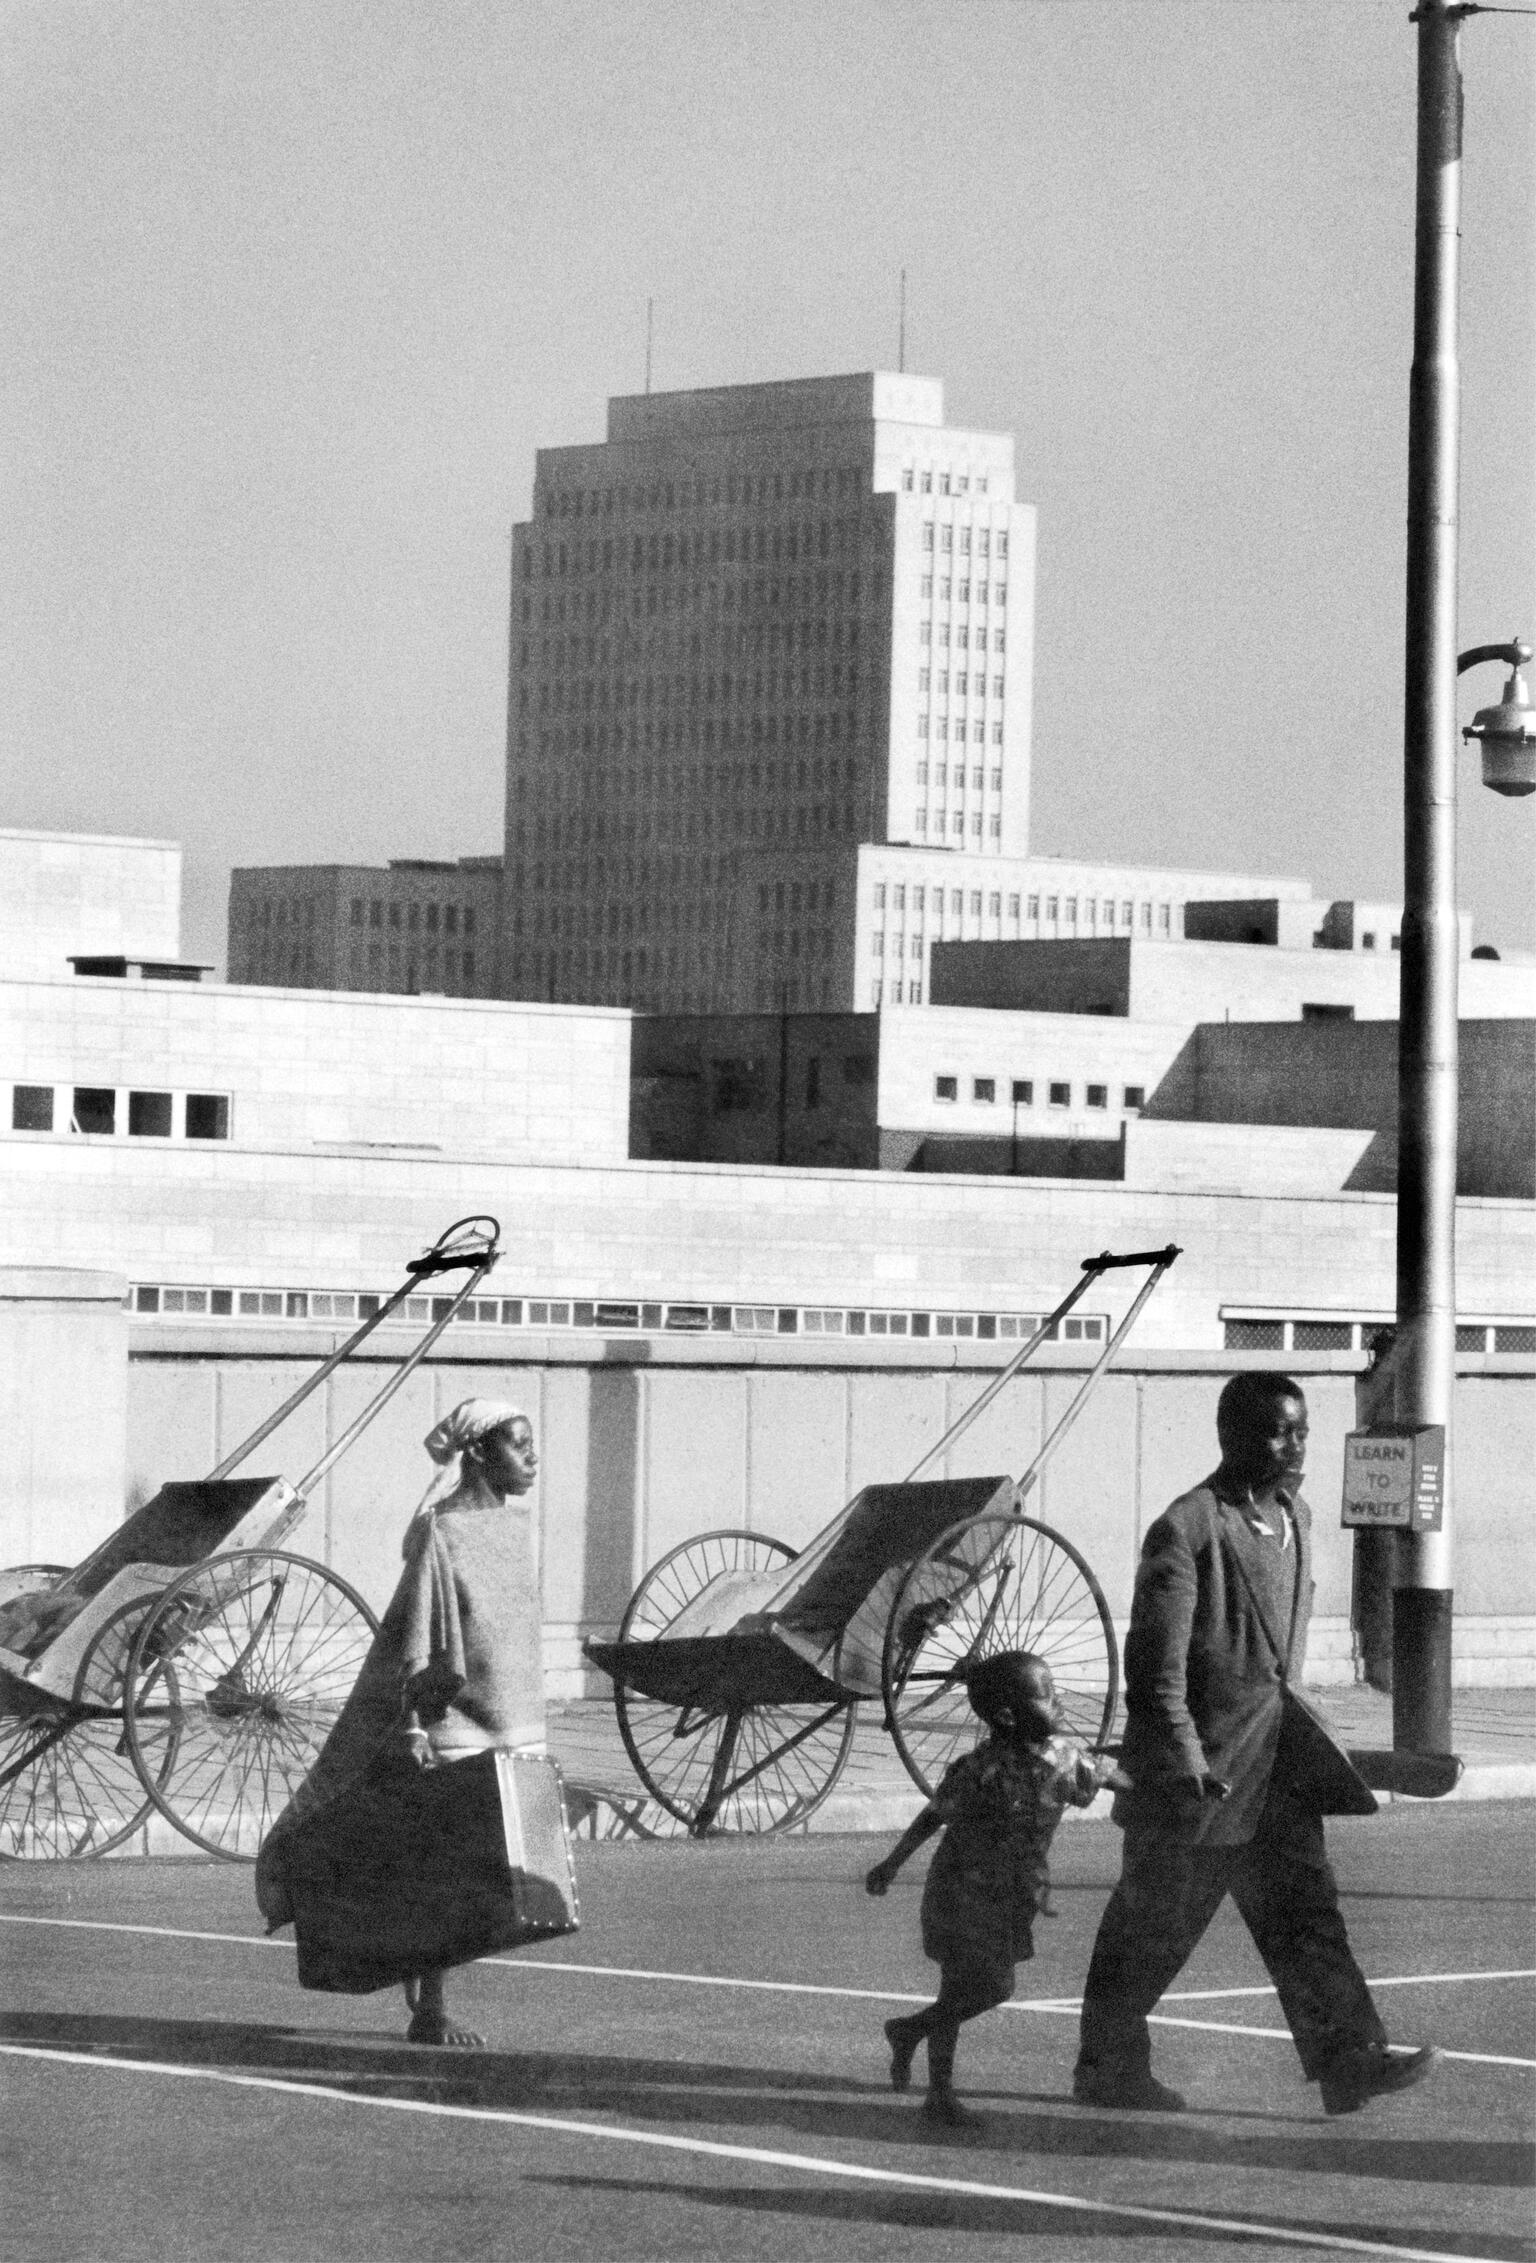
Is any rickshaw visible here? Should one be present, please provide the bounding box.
[586,1246,1181,1836]
[0,1217,503,1861]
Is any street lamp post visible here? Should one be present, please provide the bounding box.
[1393,0,1466,1757]
[1393,2,1535,1754]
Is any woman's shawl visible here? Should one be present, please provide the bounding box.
[254,1471,543,1926]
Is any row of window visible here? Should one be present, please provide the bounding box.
[9,1085,230,1139]
[919,525,1008,556]
[128,1281,1106,1345]
[916,689,1005,719]
[913,815,1004,839]
[346,899,475,936]
[918,766,1005,791]
[540,466,869,519]
[901,469,996,500]
[1224,1315,1535,1355]
[872,883,1175,934]
[933,1075,1145,1112]
[918,580,1006,607]
[524,518,875,582]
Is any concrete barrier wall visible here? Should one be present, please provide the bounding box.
[0,1268,128,1566]
[120,1338,1536,1691]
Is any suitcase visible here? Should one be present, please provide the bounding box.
[284,1747,579,1994]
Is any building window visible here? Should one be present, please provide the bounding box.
[1011,1080,1033,1106]
[892,886,905,910]
[128,1091,173,1138]
[988,893,1001,917]
[973,1077,996,1103]
[1123,1085,1145,1109]
[11,1085,53,1131]
[1027,895,1040,920]
[1086,1084,1108,1109]
[71,1088,116,1135]
[1158,904,1171,933]
[186,1094,230,1140]
[935,1075,958,1101]
[1048,1082,1070,1108]
[873,885,886,909]
[910,934,923,958]
[1045,897,1058,921]
[1361,931,1376,950]
[872,935,884,958]
[350,899,364,925]
[1225,1318,1285,1351]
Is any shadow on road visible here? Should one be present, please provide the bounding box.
[3,2010,1529,2196]
[526,2174,1536,2261]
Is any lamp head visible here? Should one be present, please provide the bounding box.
[1463,650,1536,798]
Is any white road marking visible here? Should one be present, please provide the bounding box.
[0,2040,1510,2263]
[1158,1972,1536,2002]
[2,1915,1529,2066]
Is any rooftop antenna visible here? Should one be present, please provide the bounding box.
[645,297,654,394]
[898,269,907,374]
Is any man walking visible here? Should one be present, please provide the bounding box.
[1073,1371,1438,2116]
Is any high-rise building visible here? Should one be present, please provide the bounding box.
[228,859,502,995]
[502,372,1330,1016]
[503,371,1037,1012]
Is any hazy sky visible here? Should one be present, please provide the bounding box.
[5,0,1533,965]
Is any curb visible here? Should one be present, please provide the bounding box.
[558,1757,1536,1843]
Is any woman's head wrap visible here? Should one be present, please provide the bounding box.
[405,1399,531,1547]
[424,1398,527,1466]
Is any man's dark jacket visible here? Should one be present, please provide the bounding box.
[1116,1477,1317,1846]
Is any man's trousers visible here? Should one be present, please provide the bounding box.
[1075,1788,1387,2083]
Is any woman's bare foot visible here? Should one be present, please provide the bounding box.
[406,2007,486,2048]
[404,1970,485,2049]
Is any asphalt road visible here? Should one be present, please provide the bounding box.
[2,1803,1533,2263]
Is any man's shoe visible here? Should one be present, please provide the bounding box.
[1072,2064,1187,2112]
[1319,2044,1441,2117]
[884,2016,920,2093]
[922,2084,982,2132]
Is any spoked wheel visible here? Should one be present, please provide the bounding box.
[613,1529,856,1836]
[882,1512,1118,1797]
[0,1597,177,1859]
[123,1550,378,1860]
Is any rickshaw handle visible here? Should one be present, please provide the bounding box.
[1013,1249,1180,1504]
[207,1218,501,1482]
[903,1245,1180,1485]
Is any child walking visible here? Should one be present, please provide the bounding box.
[866,1649,1121,2128]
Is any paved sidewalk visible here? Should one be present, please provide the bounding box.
[549,1683,1536,1839]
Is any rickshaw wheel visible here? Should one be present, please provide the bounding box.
[122,1550,379,1861]
[0,1597,175,1860]
[613,1530,857,1836]
[882,1511,1118,1799]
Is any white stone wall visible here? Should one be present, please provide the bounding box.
[108,1345,1536,1691]
[0,977,631,1162]
[851,845,1321,1014]
[0,830,181,977]
[1124,1118,1378,1195]
[1128,939,1535,1023]
[0,1128,1529,1355]
[877,1003,1191,1137]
